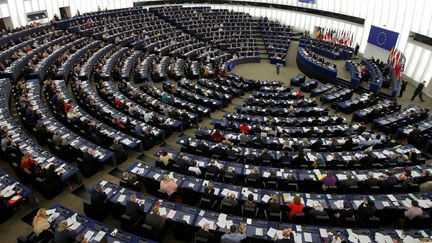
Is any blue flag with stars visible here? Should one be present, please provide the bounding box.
[367,25,399,51]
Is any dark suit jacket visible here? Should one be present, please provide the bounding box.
[126,200,143,223]
[196,229,216,243]
[276,233,294,243]
[91,190,107,208]
[145,214,164,234]
[207,165,221,174]
[44,169,62,185]
[341,178,357,188]
[363,178,379,187]
[358,203,376,220]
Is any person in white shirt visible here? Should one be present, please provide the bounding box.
[188,161,201,176]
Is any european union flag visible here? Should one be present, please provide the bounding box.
[367,25,399,51]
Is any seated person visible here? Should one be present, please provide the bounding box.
[188,161,202,176]
[159,150,172,167]
[203,182,216,205]
[247,166,261,184]
[320,170,336,187]
[145,205,165,236]
[308,202,327,218]
[244,193,256,209]
[54,220,75,243]
[44,164,62,185]
[21,152,36,170]
[260,148,273,162]
[159,175,178,198]
[334,200,354,220]
[239,132,248,145]
[122,172,141,190]
[221,192,238,208]
[357,198,377,222]
[211,129,223,143]
[91,185,107,209]
[32,208,52,238]
[126,194,144,224]
[211,144,225,158]
[196,223,216,243]
[363,172,379,187]
[340,172,358,189]
[221,224,246,243]
[287,195,304,218]
[404,199,423,220]
[268,194,281,214]
[416,169,432,184]
[380,172,398,188]
[239,123,250,134]
[274,227,294,243]
[206,159,222,176]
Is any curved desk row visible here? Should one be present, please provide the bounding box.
[296,48,337,82]
[224,57,261,72]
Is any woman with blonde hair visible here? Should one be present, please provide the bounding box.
[54,220,75,243]
[21,152,36,170]
[32,208,51,237]
[159,174,178,198]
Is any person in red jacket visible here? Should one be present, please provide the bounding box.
[64,100,73,113]
[21,152,36,170]
[114,98,122,108]
[239,123,250,134]
[287,195,304,218]
[211,129,224,143]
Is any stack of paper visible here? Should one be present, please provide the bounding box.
[166,210,176,219]
[266,227,283,239]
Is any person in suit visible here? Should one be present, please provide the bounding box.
[274,227,294,243]
[44,164,62,185]
[203,181,216,205]
[334,201,354,221]
[145,205,165,236]
[416,169,432,184]
[260,148,273,162]
[91,184,107,209]
[206,159,222,176]
[211,144,225,158]
[308,202,327,219]
[411,81,425,102]
[341,172,357,189]
[399,79,408,98]
[110,139,126,162]
[221,192,238,208]
[380,172,398,188]
[357,198,377,223]
[363,172,379,187]
[196,223,216,243]
[126,194,144,224]
[122,172,141,191]
[54,220,75,243]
